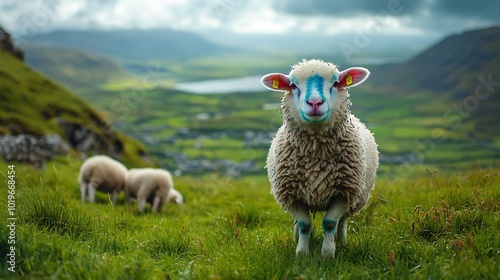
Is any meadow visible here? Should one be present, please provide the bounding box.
[1,158,499,279]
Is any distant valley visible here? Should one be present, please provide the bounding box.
[4,26,499,175]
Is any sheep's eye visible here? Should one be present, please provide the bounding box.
[332,81,339,88]
[290,83,297,90]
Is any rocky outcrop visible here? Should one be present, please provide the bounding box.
[0,27,24,60]
[57,119,124,159]
[0,121,127,167]
[0,134,68,167]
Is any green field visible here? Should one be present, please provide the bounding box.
[1,159,499,279]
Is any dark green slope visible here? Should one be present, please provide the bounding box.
[372,26,500,96]
[0,50,149,166]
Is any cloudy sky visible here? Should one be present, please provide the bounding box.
[0,0,500,34]
[1,0,499,38]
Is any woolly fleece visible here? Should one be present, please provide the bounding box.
[125,168,173,211]
[78,155,128,194]
[266,59,379,213]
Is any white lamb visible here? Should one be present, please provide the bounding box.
[125,168,183,213]
[261,59,379,258]
[78,155,128,203]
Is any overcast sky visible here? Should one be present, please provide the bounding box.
[1,0,499,37]
[1,0,499,57]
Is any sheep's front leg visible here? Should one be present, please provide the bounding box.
[289,201,311,256]
[88,182,96,203]
[81,182,88,202]
[322,201,348,258]
[110,190,118,204]
[137,199,146,213]
[151,196,161,212]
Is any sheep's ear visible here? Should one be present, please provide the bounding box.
[337,67,370,89]
[261,73,291,92]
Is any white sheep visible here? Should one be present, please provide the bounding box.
[78,155,128,203]
[125,168,183,213]
[261,59,379,258]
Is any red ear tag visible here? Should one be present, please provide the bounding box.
[346,73,353,86]
[272,76,280,89]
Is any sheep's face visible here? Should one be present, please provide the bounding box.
[168,189,184,204]
[261,59,370,125]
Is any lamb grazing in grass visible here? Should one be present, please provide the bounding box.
[261,59,379,258]
[125,168,183,213]
[78,155,128,203]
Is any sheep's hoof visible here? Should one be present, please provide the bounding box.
[295,243,310,257]
[321,245,336,259]
[295,248,309,257]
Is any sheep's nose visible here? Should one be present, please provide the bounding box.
[306,99,324,109]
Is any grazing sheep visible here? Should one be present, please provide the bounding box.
[125,168,183,212]
[167,188,185,204]
[261,59,379,258]
[78,155,128,203]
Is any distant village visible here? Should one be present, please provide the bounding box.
[125,124,276,176]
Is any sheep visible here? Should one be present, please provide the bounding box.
[78,155,128,203]
[261,59,379,258]
[124,168,183,213]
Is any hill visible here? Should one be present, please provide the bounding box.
[0,49,149,166]
[24,45,132,90]
[29,28,232,61]
[369,26,500,143]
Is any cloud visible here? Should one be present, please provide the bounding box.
[273,0,423,18]
[432,0,500,21]
[271,0,500,36]
[0,0,498,39]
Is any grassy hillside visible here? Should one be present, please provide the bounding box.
[0,50,147,166]
[1,160,499,279]
[24,46,132,91]
[369,26,500,143]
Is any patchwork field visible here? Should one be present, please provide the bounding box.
[73,80,499,177]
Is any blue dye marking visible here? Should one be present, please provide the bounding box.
[290,76,299,86]
[305,75,325,101]
[330,74,338,84]
[322,219,337,235]
[298,221,311,235]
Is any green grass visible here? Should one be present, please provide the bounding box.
[1,160,499,279]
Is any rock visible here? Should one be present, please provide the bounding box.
[0,134,68,167]
[0,27,24,60]
[57,119,124,159]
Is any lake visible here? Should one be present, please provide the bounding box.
[175,75,264,94]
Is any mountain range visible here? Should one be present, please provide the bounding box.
[28,29,232,61]
[24,45,131,90]
[369,26,500,142]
